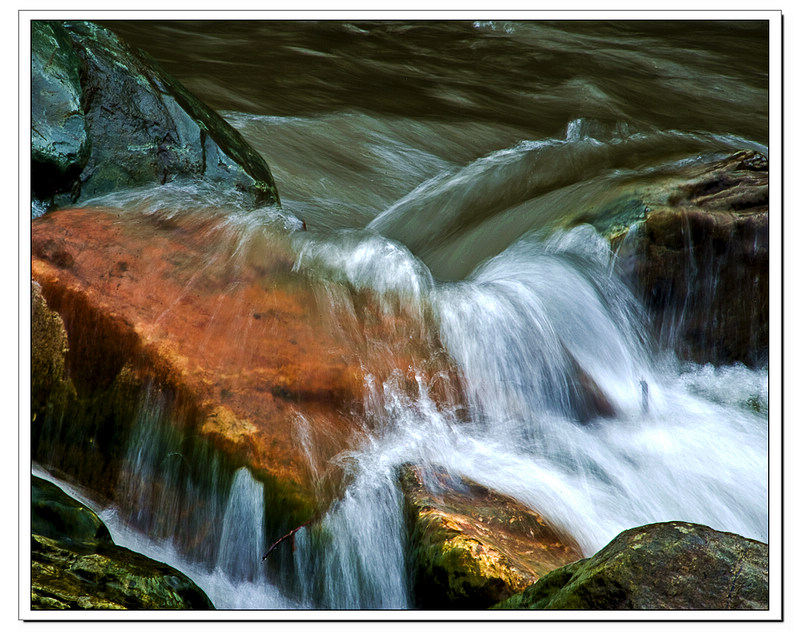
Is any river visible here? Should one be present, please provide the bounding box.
[36,18,771,610]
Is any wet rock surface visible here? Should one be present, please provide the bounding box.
[398,464,583,609]
[31,206,455,526]
[31,22,89,211]
[31,281,76,426]
[493,521,768,610]
[602,150,768,366]
[31,475,213,610]
[31,20,279,214]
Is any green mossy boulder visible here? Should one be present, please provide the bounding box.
[399,464,583,609]
[31,475,214,610]
[32,475,112,547]
[493,521,768,610]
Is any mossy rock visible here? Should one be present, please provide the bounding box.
[399,464,583,609]
[31,280,77,425]
[32,534,214,610]
[493,521,768,610]
[30,476,214,610]
[32,475,112,547]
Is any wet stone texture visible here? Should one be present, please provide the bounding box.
[398,464,583,609]
[494,521,768,610]
[31,206,456,526]
[31,475,213,610]
[608,150,768,366]
[32,20,279,214]
[31,22,89,209]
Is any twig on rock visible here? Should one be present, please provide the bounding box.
[262,517,315,561]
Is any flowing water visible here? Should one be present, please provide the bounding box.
[36,19,770,610]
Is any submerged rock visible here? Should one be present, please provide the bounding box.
[493,521,768,610]
[604,150,768,366]
[31,20,279,214]
[31,475,213,610]
[398,464,583,609]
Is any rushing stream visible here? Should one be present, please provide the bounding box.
[35,19,770,610]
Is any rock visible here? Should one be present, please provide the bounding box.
[606,150,768,366]
[31,20,279,213]
[32,475,112,547]
[493,521,768,610]
[31,22,89,212]
[31,281,76,426]
[398,464,583,609]
[31,475,213,610]
[31,206,457,531]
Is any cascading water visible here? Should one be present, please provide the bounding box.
[286,224,767,607]
[32,19,771,611]
[32,188,770,610]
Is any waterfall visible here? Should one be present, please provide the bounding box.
[282,223,767,606]
[216,468,266,583]
[31,204,768,610]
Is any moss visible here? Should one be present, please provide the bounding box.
[493,522,768,610]
[31,281,76,425]
[492,560,587,609]
[32,534,214,610]
[400,464,582,608]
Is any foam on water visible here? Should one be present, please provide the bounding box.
[31,187,768,610]
[31,19,771,612]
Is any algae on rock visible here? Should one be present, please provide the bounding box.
[493,521,768,610]
[31,475,214,610]
[399,464,583,609]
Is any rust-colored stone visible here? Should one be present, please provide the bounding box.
[32,207,457,518]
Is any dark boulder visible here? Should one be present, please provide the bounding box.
[493,521,768,610]
[31,22,89,213]
[31,20,279,214]
[398,464,583,609]
[607,150,768,366]
[32,474,112,547]
[31,475,214,610]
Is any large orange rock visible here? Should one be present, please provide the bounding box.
[32,207,457,523]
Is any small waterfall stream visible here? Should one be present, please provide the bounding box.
[31,19,771,611]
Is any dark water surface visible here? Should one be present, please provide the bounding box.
[102,20,768,141]
[100,20,769,281]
